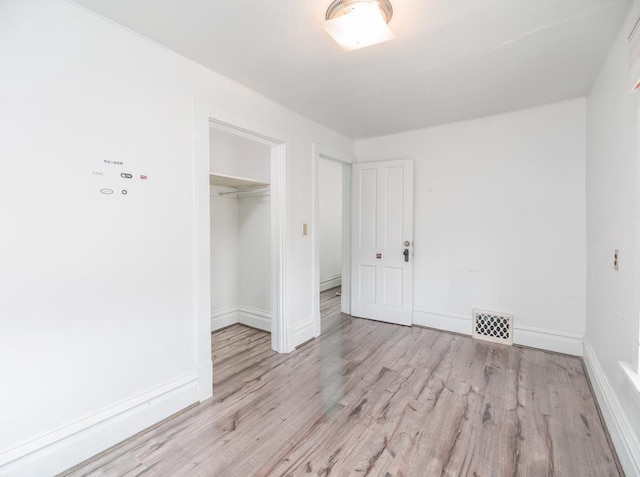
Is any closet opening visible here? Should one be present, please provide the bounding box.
[208,125,277,345]
[195,102,288,400]
[208,119,288,360]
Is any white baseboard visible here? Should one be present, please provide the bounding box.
[320,275,341,292]
[212,306,272,333]
[514,323,583,356]
[238,306,271,332]
[412,307,583,356]
[211,306,239,331]
[197,360,213,402]
[583,339,640,477]
[293,316,316,347]
[413,308,470,335]
[312,312,322,338]
[0,372,199,477]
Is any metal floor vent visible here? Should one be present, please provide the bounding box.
[472,309,513,345]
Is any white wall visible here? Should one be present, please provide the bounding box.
[356,99,587,355]
[210,128,270,183]
[210,191,271,332]
[238,195,272,315]
[0,1,353,474]
[210,189,239,323]
[318,158,343,291]
[584,2,640,474]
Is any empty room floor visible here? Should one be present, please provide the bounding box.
[63,288,621,476]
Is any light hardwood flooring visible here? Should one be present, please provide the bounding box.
[62,288,621,476]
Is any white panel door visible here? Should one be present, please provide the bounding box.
[351,159,413,325]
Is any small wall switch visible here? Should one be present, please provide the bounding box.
[614,249,619,271]
[302,224,308,236]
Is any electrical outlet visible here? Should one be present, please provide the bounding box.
[614,249,619,271]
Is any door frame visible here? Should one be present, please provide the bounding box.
[311,143,356,337]
[195,100,291,401]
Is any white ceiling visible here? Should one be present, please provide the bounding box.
[73,0,631,139]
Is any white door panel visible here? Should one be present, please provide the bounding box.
[351,159,413,326]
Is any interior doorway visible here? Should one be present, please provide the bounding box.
[317,157,344,323]
[194,101,289,401]
[312,144,355,337]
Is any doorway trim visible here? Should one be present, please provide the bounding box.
[311,143,356,337]
[195,100,291,401]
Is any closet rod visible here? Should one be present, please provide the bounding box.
[218,187,271,196]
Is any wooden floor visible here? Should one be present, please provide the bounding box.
[63,288,621,476]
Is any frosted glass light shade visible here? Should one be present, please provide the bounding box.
[324,2,394,51]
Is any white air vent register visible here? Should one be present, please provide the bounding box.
[472,308,513,345]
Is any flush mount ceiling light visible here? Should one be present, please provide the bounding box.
[324,0,394,51]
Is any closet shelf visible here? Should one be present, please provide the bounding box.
[209,173,269,190]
